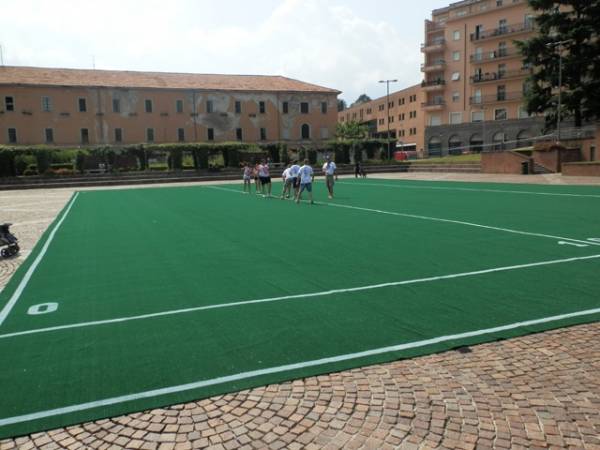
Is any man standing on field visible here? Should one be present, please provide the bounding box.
[295,159,314,205]
[322,155,337,199]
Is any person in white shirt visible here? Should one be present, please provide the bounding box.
[257,159,272,197]
[288,160,301,198]
[322,155,337,199]
[295,159,315,205]
[280,164,292,199]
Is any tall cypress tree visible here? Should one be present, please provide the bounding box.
[516,0,600,129]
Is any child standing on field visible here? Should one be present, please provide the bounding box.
[242,163,252,193]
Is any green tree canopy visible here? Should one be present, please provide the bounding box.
[517,0,600,129]
[336,121,368,140]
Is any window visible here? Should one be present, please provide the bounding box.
[452,91,460,102]
[378,118,384,125]
[453,30,461,41]
[448,135,462,154]
[498,19,507,33]
[320,127,329,139]
[260,128,267,141]
[282,101,289,114]
[236,128,243,141]
[497,85,506,101]
[429,115,442,126]
[301,124,310,139]
[498,41,507,57]
[472,110,485,122]
[494,108,507,120]
[112,98,120,113]
[451,72,461,81]
[81,128,89,144]
[45,128,54,143]
[473,89,482,104]
[206,100,214,113]
[388,101,394,108]
[5,96,14,111]
[178,128,185,142]
[8,128,17,144]
[492,131,506,150]
[145,99,153,113]
[42,96,52,112]
[496,0,503,6]
[498,63,507,78]
[78,98,87,112]
[450,112,463,124]
[428,137,442,156]
[389,116,394,123]
[115,128,123,143]
[207,128,214,141]
[146,128,154,142]
[366,108,372,114]
[176,99,184,113]
[399,113,405,121]
[259,101,265,114]
[300,102,309,114]
[235,101,241,114]
[453,51,460,61]
[321,102,327,114]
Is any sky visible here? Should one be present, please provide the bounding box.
[0,0,452,104]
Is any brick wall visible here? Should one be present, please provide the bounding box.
[562,162,600,177]
[481,151,532,174]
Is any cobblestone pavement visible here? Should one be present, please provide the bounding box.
[1,176,599,449]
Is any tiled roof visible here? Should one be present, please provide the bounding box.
[0,66,340,94]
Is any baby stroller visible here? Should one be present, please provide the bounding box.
[0,223,19,258]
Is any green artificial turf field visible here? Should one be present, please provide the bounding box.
[0,178,599,438]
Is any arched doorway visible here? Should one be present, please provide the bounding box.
[448,135,462,155]
[516,130,533,148]
[492,131,506,151]
[428,136,442,156]
[469,133,483,153]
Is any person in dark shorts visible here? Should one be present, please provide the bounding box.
[258,159,272,197]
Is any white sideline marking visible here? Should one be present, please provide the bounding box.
[206,185,600,247]
[1,253,599,340]
[1,306,599,428]
[0,193,79,327]
[338,181,600,199]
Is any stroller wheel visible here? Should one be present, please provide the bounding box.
[0,248,8,258]
[10,244,19,256]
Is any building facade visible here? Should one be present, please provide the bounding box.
[337,84,425,154]
[0,66,340,147]
[421,0,543,155]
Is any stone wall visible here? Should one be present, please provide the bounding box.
[562,162,600,177]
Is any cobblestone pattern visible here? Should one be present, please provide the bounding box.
[1,179,599,449]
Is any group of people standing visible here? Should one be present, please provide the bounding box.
[242,156,337,204]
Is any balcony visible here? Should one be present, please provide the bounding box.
[421,79,446,92]
[421,99,446,111]
[421,38,445,53]
[421,59,446,73]
[470,48,520,63]
[470,68,531,84]
[469,92,524,105]
[470,22,535,41]
[426,20,445,33]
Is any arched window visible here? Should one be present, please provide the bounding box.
[428,136,442,156]
[492,131,506,151]
[516,130,533,148]
[469,133,483,153]
[301,124,310,140]
[448,135,462,155]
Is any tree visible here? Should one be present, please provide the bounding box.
[337,99,347,112]
[351,94,372,107]
[335,121,368,140]
[517,0,600,129]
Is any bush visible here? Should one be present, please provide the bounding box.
[35,150,52,174]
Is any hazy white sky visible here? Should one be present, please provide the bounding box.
[0,0,451,103]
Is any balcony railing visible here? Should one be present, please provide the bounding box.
[421,38,445,52]
[469,92,523,105]
[470,22,535,41]
[471,68,531,83]
[470,48,520,63]
[421,60,446,72]
[421,79,446,88]
[426,20,445,33]
[421,99,446,108]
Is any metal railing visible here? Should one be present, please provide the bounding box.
[470,22,535,41]
[426,20,445,33]
[421,79,446,88]
[421,60,446,71]
[470,48,520,63]
[469,92,523,104]
[421,38,445,49]
[471,68,531,83]
[422,99,446,107]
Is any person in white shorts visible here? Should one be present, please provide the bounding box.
[295,159,314,205]
[322,155,337,199]
[242,163,252,193]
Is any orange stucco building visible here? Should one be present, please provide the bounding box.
[0,66,340,147]
[338,84,425,154]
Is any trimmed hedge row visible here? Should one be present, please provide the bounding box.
[0,140,390,177]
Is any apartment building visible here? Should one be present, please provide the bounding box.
[338,84,425,154]
[0,66,340,147]
[422,0,543,155]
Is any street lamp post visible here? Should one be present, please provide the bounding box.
[546,40,571,143]
[379,79,398,159]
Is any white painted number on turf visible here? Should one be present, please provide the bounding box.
[27,303,58,315]
[558,241,589,248]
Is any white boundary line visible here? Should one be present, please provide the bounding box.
[1,305,599,428]
[338,181,600,199]
[206,185,600,247]
[1,253,599,340]
[0,192,79,327]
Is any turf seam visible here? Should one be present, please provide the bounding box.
[1,305,599,428]
[2,253,599,340]
[0,192,79,327]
